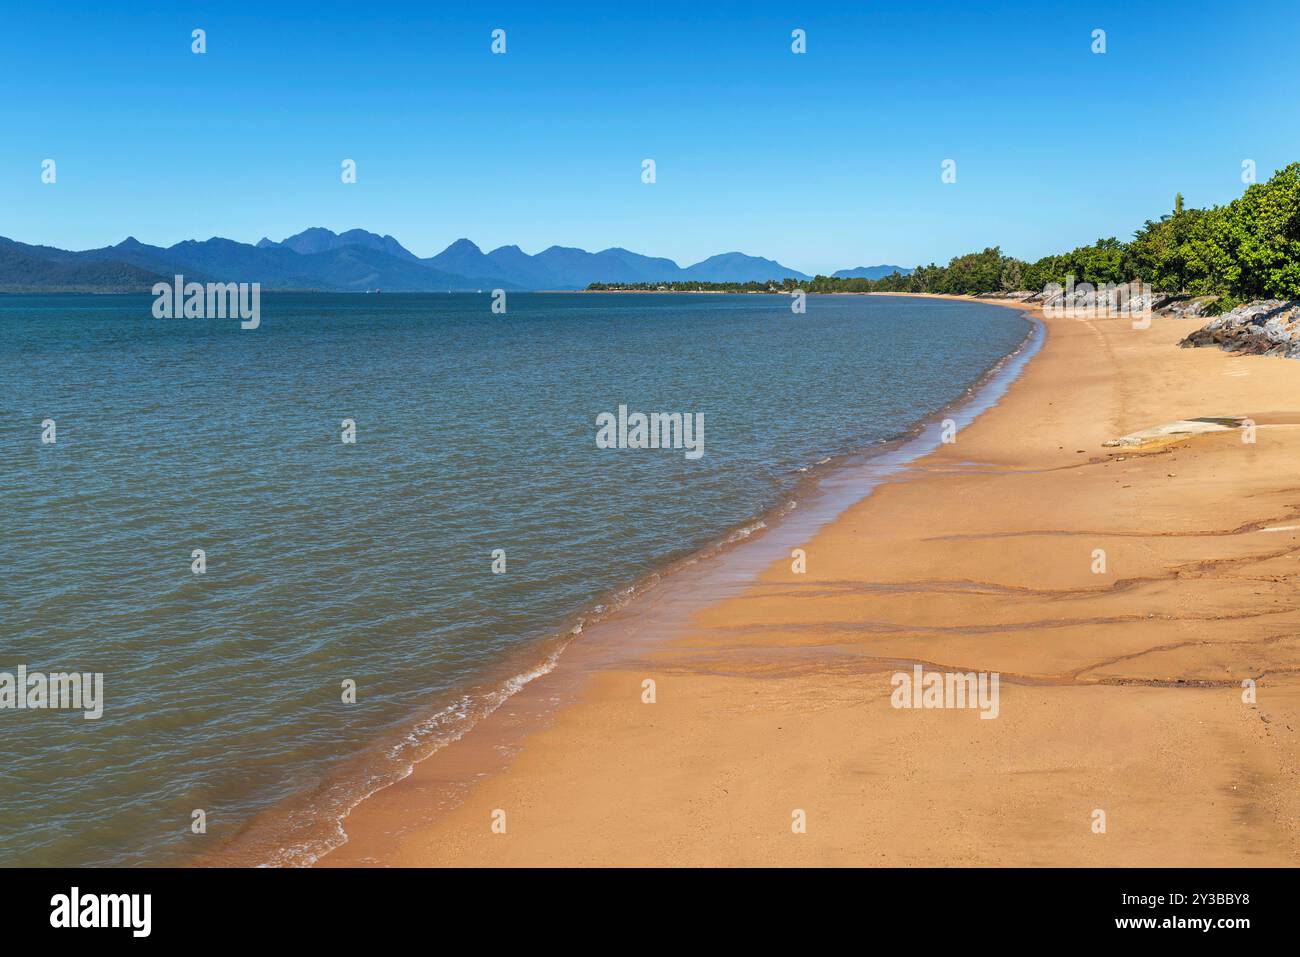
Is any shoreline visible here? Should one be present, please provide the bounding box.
[301,295,1045,867]
[202,294,1035,866]
[316,293,1300,866]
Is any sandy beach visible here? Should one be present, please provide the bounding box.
[320,295,1300,867]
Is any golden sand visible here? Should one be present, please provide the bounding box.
[322,297,1300,867]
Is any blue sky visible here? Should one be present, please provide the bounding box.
[2,0,1296,273]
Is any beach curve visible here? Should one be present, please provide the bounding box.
[318,295,1300,866]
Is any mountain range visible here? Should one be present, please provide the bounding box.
[0,228,913,293]
[830,265,912,280]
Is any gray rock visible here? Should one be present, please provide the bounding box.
[1155,295,1218,319]
[1179,300,1300,358]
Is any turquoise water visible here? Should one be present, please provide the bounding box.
[0,292,1030,866]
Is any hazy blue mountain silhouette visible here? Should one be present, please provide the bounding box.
[682,252,810,283]
[0,227,895,292]
[261,227,420,262]
[0,238,169,291]
[832,265,913,279]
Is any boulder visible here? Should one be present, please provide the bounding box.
[1179,300,1300,358]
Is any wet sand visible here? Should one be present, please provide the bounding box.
[321,296,1300,867]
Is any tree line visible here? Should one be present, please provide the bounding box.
[588,163,1300,310]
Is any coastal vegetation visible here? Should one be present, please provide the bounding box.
[589,163,1300,311]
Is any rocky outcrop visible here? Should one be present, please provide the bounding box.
[979,288,1220,319]
[1017,283,1162,318]
[1157,295,1218,320]
[1179,300,1300,358]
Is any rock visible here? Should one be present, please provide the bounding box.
[1180,300,1300,358]
[1033,283,1161,317]
[1155,295,1218,319]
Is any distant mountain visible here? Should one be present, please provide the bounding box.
[0,238,168,292]
[86,237,218,280]
[682,252,811,283]
[832,265,913,280]
[458,244,811,288]
[482,244,557,289]
[263,227,420,262]
[424,238,502,281]
[0,230,509,293]
[527,245,690,287]
[0,227,872,293]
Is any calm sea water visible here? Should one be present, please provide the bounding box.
[0,292,1030,866]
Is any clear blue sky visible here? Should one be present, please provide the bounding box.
[2,0,1296,273]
